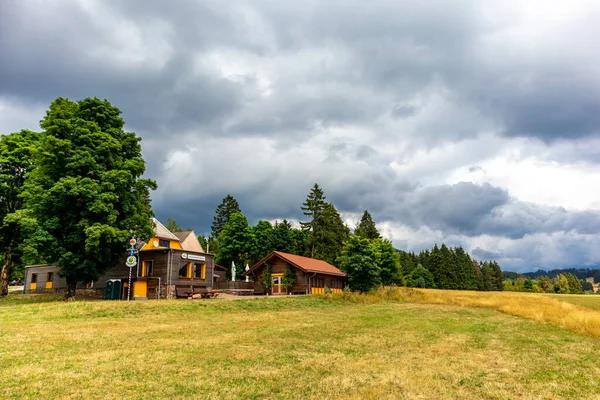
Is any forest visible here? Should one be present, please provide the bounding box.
[4,96,592,297]
[171,184,505,293]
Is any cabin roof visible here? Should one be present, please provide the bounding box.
[151,218,180,241]
[245,251,346,277]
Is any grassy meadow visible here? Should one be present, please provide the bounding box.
[2,289,600,400]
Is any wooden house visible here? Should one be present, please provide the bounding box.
[23,218,215,299]
[244,251,346,295]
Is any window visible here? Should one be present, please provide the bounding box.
[194,263,206,279]
[30,273,37,290]
[45,272,53,289]
[159,239,170,248]
[179,262,192,278]
[141,260,153,277]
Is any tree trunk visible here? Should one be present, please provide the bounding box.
[0,246,12,297]
[64,280,77,301]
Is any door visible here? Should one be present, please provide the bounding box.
[272,276,281,294]
[133,281,148,298]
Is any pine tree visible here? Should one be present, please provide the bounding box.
[472,260,484,290]
[428,244,447,289]
[300,184,327,258]
[455,247,478,290]
[354,210,380,239]
[491,261,503,291]
[314,203,350,266]
[439,244,456,289]
[211,195,240,239]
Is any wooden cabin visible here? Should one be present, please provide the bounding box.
[23,218,215,299]
[244,251,346,295]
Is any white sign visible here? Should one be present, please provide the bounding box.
[181,253,205,261]
[126,256,137,267]
[129,238,137,246]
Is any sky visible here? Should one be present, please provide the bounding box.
[1,0,600,272]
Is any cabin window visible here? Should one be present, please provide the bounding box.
[30,273,38,290]
[179,262,192,279]
[141,260,153,277]
[159,239,170,248]
[46,272,53,282]
[194,263,206,279]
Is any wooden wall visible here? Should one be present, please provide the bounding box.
[248,255,345,295]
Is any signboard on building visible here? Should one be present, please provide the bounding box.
[181,253,205,261]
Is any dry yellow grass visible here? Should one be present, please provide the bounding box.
[2,292,600,399]
[332,287,600,338]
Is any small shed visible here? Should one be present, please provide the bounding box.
[244,251,346,295]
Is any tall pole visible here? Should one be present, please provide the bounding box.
[126,234,137,301]
[128,265,132,301]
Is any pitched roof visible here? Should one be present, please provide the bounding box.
[214,264,227,270]
[151,218,180,241]
[173,231,205,253]
[246,251,346,277]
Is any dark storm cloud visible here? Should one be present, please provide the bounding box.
[2,0,600,271]
[2,0,599,143]
[471,248,504,260]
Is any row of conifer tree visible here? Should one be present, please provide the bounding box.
[184,184,504,292]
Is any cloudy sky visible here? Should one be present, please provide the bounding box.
[2,0,600,272]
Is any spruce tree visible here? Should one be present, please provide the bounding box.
[491,261,504,291]
[354,210,380,239]
[428,244,447,289]
[211,195,240,239]
[315,203,350,265]
[300,184,327,258]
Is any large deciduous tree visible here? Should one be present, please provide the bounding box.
[217,212,253,278]
[337,236,380,292]
[370,238,403,286]
[22,97,156,299]
[0,130,40,296]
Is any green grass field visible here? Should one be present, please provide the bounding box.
[2,292,600,399]
[544,293,600,310]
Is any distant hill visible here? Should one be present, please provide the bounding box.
[519,267,600,282]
